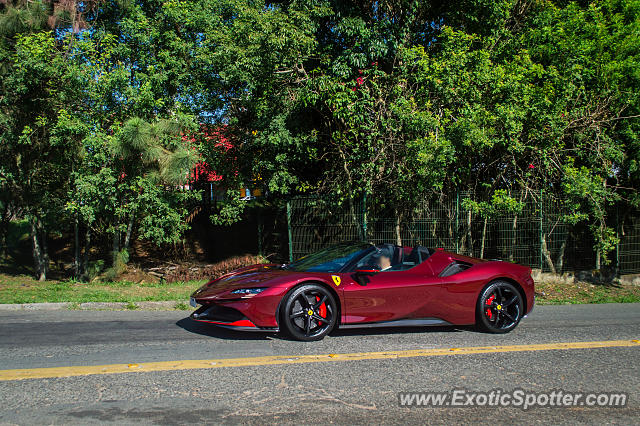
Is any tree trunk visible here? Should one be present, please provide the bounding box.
[0,232,5,260]
[466,209,473,256]
[434,219,444,248]
[0,204,9,260]
[347,197,364,241]
[556,234,567,274]
[124,213,135,251]
[394,208,402,246]
[595,220,606,271]
[0,226,7,260]
[480,217,487,259]
[459,231,467,254]
[30,217,46,281]
[74,214,80,278]
[509,214,518,262]
[541,233,556,274]
[82,225,91,277]
[112,229,120,265]
[41,225,49,278]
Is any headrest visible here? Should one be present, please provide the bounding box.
[373,244,394,259]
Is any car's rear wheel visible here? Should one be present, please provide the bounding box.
[476,280,523,333]
[280,284,337,341]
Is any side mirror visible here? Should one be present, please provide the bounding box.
[353,269,379,286]
[355,269,379,276]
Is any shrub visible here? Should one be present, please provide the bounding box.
[164,254,268,282]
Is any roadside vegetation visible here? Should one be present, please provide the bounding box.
[1,0,640,287]
[0,253,267,305]
[535,280,640,305]
[1,270,639,306]
[0,273,204,304]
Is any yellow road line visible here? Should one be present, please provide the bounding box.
[1,339,638,381]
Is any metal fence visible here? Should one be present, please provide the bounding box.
[285,193,640,274]
[619,216,640,274]
[287,197,366,261]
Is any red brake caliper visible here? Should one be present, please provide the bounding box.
[316,296,327,325]
[486,294,495,320]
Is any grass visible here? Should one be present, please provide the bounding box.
[0,273,206,304]
[174,302,191,310]
[535,280,640,305]
[1,272,639,306]
[124,301,139,310]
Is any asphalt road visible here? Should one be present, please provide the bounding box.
[0,303,638,425]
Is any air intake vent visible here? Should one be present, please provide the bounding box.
[439,261,472,277]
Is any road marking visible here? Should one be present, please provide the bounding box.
[0,339,637,381]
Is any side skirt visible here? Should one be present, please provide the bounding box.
[339,318,452,329]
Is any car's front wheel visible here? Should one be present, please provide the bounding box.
[476,280,523,333]
[280,283,338,341]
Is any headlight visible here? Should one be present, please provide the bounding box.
[230,288,267,295]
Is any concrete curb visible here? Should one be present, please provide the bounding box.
[0,301,191,311]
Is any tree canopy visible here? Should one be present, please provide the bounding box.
[1,0,639,278]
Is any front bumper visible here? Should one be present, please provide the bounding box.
[191,285,289,328]
[190,304,278,332]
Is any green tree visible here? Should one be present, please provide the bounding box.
[2,0,640,276]
[67,116,199,278]
[62,2,203,278]
[0,28,85,279]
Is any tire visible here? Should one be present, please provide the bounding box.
[476,280,523,333]
[279,283,338,341]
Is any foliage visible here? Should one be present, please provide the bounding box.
[1,0,640,277]
[0,27,86,279]
[463,190,525,218]
[209,0,639,266]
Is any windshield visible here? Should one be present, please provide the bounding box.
[286,242,372,272]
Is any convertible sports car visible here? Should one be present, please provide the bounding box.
[190,242,535,341]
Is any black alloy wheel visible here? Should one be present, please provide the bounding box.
[476,280,523,333]
[280,283,338,341]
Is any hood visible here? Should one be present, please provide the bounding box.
[191,263,299,300]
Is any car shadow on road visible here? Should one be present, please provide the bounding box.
[176,317,279,340]
[177,316,472,341]
[330,325,471,338]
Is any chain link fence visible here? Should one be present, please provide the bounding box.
[285,193,639,274]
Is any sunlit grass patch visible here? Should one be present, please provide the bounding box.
[0,273,205,305]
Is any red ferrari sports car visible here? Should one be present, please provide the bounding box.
[190,242,535,341]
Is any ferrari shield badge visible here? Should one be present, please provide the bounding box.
[331,275,341,286]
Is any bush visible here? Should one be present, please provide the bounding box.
[86,259,105,282]
[103,249,129,282]
[164,254,268,282]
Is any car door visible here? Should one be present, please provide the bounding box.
[340,262,443,325]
